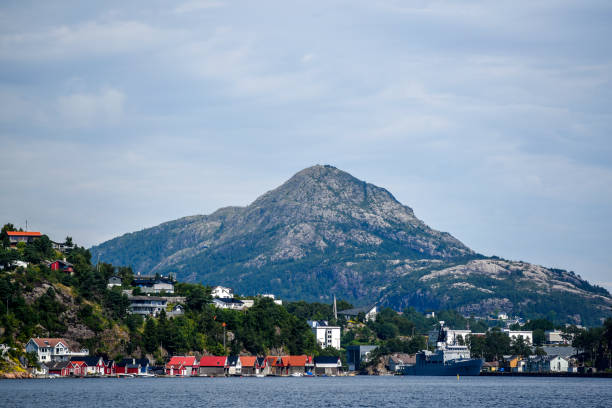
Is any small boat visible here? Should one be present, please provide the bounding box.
[290,372,303,377]
[255,374,265,378]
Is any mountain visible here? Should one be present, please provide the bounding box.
[91,165,612,325]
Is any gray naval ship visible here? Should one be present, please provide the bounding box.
[403,321,484,376]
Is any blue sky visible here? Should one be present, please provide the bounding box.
[1,1,611,290]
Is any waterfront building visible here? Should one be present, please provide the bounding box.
[166,356,199,376]
[314,356,342,376]
[240,356,257,376]
[346,345,377,371]
[198,356,227,376]
[226,356,242,375]
[525,355,569,373]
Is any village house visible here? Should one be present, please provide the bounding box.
[26,338,89,363]
[240,356,257,376]
[103,360,116,375]
[226,356,242,376]
[128,295,168,316]
[107,276,122,288]
[68,360,87,376]
[267,356,290,376]
[133,275,175,294]
[526,355,569,373]
[287,355,313,375]
[48,259,74,274]
[70,356,104,375]
[338,305,378,322]
[500,355,523,372]
[308,320,341,350]
[314,356,342,376]
[198,356,226,377]
[51,241,74,253]
[211,286,233,298]
[165,356,198,376]
[256,356,269,376]
[213,297,247,310]
[47,361,70,376]
[6,231,41,247]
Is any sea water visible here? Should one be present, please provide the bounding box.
[1,376,610,407]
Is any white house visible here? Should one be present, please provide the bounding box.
[25,338,88,363]
[308,320,341,350]
[213,297,246,310]
[501,329,533,344]
[526,355,568,372]
[211,286,234,298]
[226,356,242,376]
[128,296,168,316]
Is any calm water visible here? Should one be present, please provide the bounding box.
[1,376,611,407]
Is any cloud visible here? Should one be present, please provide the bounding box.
[173,0,225,14]
[57,88,125,128]
[0,20,179,61]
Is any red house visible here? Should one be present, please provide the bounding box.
[103,360,116,375]
[49,259,74,274]
[165,356,199,376]
[68,361,87,376]
[48,361,70,376]
[198,356,226,377]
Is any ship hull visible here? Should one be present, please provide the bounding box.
[403,359,484,376]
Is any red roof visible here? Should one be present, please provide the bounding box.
[166,356,198,369]
[288,355,312,367]
[30,338,70,349]
[198,356,226,367]
[240,356,257,367]
[7,231,42,237]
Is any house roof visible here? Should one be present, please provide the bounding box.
[70,356,102,366]
[226,356,240,366]
[166,356,198,368]
[30,338,70,349]
[241,356,257,367]
[48,361,71,370]
[288,355,311,367]
[314,356,341,365]
[7,231,41,237]
[198,356,226,367]
[256,357,267,367]
[338,305,377,316]
[51,259,74,267]
[213,297,244,305]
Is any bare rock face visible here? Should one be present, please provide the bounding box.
[91,165,612,324]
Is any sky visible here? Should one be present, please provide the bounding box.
[1,1,611,290]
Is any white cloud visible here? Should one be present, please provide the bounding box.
[57,88,125,128]
[173,0,225,14]
[0,21,179,61]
